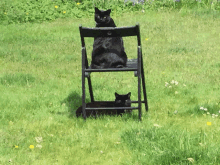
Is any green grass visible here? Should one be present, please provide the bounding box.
[1,8,220,164]
[1,0,220,24]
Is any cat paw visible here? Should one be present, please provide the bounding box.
[116,65,124,68]
[91,64,103,69]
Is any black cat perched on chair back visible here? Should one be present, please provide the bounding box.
[76,92,131,118]
[91,7,127,69]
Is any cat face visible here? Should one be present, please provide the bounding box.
[95,7,111,25]
[115,92,131,107]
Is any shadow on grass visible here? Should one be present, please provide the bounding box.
[61,91,90,118]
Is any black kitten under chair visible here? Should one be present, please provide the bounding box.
[78,7,148,120]
[76,92,132,118]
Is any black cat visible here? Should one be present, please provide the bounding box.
[76,92,131,118]
[91,7,127,69]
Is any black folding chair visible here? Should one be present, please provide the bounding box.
[79,23,148,121]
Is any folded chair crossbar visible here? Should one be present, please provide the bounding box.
[85,107,139,110]
[80,26,139,38]
[85,68,138,72]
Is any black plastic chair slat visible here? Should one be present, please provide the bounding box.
[80,25,138,38]
[85,107,139,110]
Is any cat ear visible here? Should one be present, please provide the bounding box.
[106,9,111,15]
[95,7,99,13]
[127,92,131,97]
[115,92,119,97]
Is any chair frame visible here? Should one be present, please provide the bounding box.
[79,23,148,121]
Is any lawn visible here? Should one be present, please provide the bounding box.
[0,8,220,164]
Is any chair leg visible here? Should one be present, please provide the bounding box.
[141,57,148,112]
[82,72,86,120]
[138,50,142,121]
[87,76,94,102]
[138,73,142,121]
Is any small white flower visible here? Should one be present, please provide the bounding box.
[175,91,178,94]
[187,158,194,163]
[215,114,218,117]
[169,86,172,88]
[35,137,43,143]
[218,110,220,113]
[174,81,178,85]
[36,144,42,149]
[199,143,205,147]
[165,82,169,87]
[100,151,103,154]
[200,107,204,110]
[170,80,175,84]
[174,110,178,114]
[207,112,210,115]
[183,84,186,87]
[154,124,162,127]
[203,108,207,111]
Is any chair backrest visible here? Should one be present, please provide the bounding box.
[79,24,141,48]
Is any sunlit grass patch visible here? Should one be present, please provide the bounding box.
[0,73,35,86]
[183,103,220,117]
[121,126,220,164]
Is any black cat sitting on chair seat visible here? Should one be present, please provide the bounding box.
[91,7,127,69]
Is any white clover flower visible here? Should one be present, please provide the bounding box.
[165,82,169,87]
[35,137,43,143]
[187,158,194,163]
[219,110,220,113]
[207,112,210,115]
[170,80,175,84]
[174,110,178,114]
[153,124,162,127]
[200,107,204,110]
[174,81,178,85]
[169,86,172,88]
[203,108,207,111]
[215,114,218,117]
[36,144,42,149]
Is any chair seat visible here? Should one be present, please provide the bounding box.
[126,58,138,68]
[85,59,138,77]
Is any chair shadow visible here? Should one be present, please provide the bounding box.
[61,91,90,118]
